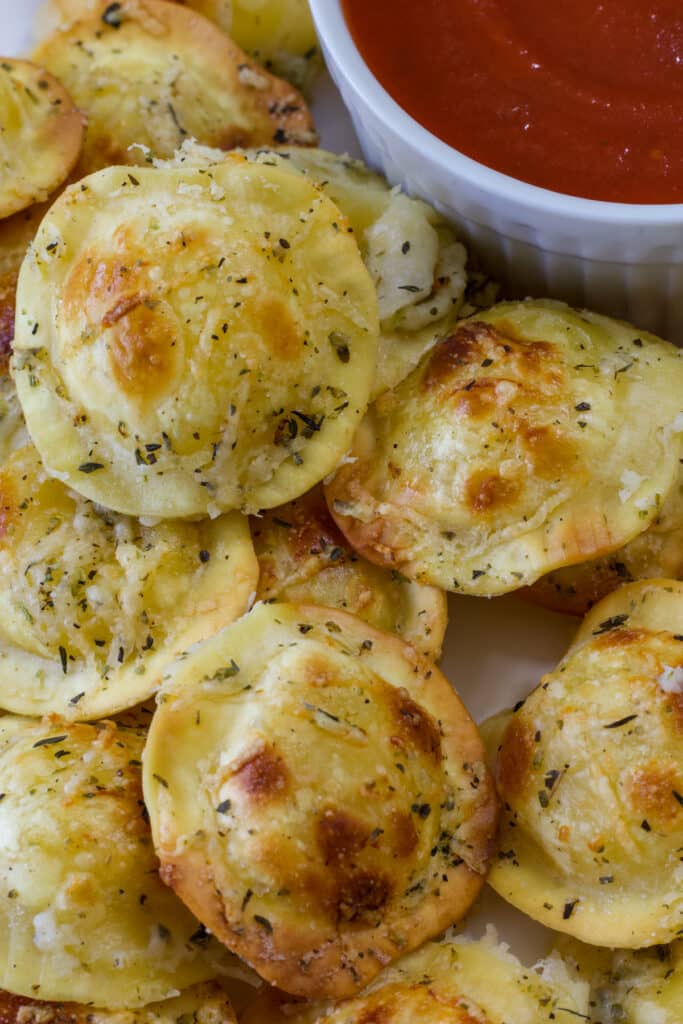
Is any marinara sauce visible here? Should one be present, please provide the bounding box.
[342,0,683,203]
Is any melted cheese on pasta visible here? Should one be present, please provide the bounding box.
[327,300,683,596]
[143,602,498,1000]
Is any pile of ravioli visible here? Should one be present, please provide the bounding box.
[2,1,683,1022]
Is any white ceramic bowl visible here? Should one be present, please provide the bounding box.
[309,0,683,342]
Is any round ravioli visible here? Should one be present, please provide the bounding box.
[558,936,683,1024]
[0,717,241,1006]
[143,602,498,999]
[0,981,238,1024]
[326,300,683,596]
[251,486,447,660]
[42,0,233,36]
[0,59,83,219]
[249,148,469,397]
[227,0,321,89]
[32,0,315,178]
[241,934,590,1024]
[0,445,257,719]
[526,471,683,615]
[487,579,683,947]
[12,156,379,517]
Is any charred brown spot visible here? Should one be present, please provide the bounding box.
[518,422,576,478]
[389,687,441,761]
[233,744,289,802]
[465,470,519,514]
[0,991,83,1024]
[596,627,646,649]
[246,295,301,361]
[357,1007,392,1024]
[390,808,419,858]
[102,291,147,328]
[496,718,535,801]
[336,870,391,923]
[422,322,491,388]
[626,761,683,830]
[108,301,180,401]
[317,808,371,864]
[0,271,17,372]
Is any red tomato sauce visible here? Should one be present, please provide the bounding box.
[342,0,683,204]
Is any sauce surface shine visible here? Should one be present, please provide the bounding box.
[342,0,683,204]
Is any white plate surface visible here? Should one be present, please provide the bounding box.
[1,0,580,968]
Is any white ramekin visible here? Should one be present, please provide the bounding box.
[309,0,683,343]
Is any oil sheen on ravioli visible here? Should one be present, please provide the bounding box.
[0,981,238,1024]
[0,59,83,218]
[143,602,498,999]
[32,0,315,177]
[12,156,379,517]
[486,579,683,947]
[557,935,683,1024]
[241,932,590,1024]
[326,300,683,596]
[0,445,257,720]
[248,148,468,397]
[251,486,447,661]
[0,718,240,1007]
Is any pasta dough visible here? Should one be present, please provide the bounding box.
[32,0,315,176]
[241,932,591,1023]
[0,59,83,218]
[0,717,240,1006]
[327,300,683,595]
[12,156,379,517]
[487,579,683,947]
[0,444,257,719]
[251,485,447,660]
[143,602,498,998]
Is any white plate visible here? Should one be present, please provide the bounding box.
[1,0,579,970]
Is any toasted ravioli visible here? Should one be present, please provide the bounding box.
[227,0,321,89]
[487,579,683,947]
[0,981,238,1024]
[12,157,378,517]
[143,602,498,999]
[0,717,240,1006]
[0,445,257,719]
[0,59,83,219]
[526,472,683,615]
[251,486,447,660]
[241,933,590,1023]
[42,0,233,35]
[249,148,468,397]
[326,300,683,596]
[558,936,683,1024]
[32,0,315,177]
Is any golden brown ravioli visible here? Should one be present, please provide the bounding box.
[32,0,315,177]
[487,579,683,947]
[143,602,498,999]
[0,717,241,1007]
[326,300,683,596]
[0,982,238,1024]
[12,156,378,517]
[0,445,257,720]
[557,936,683,1024]
[248,148,469,397]
[0,59,83,218]
[241,934,590,1023]
[251,486,447,660]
